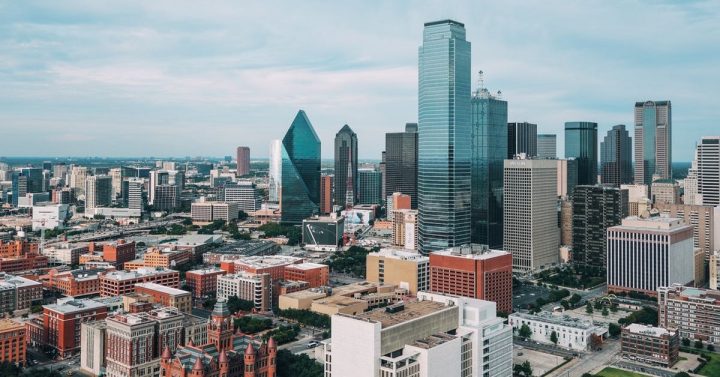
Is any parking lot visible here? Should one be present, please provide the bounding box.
[513,346,567,376]
[513,284,553,310]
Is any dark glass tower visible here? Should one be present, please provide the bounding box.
[280,110,321,224]
[507,122,537,158]
[471,87,507,248]
[11,167,44,207]
[634,100,672,185]
[358,169,383,205]
[333,124,358,208]
[572,185,627,269]
[565,121,598,185]
[418,20,472,253]
[600,125,633,187]
[385,123,418,208]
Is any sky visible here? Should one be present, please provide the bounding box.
[1,1,718,161]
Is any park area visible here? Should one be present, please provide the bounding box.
[593,367,648,377]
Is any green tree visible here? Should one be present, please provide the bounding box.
[681,337,691,347]
[608,323,621,337]
[594,300,603,310]
[550,330,558,345]
[227,295,255,313]
[519,324,532,340]
[708,344,715,352]
[513,361,533,377]
[674,373,691,377]
[586,302,594,314]
[602,307,609,316]
[694,339,704,349]
[276,349,323,377]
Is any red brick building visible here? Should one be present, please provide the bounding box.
[160,300,276,377]
[283,263,329,288]
[0,240,46,273]
[320,175,333,214]
[42,268,108,297]
[429,245,513,314]
[100,240,136,269]
[185,267,226,298]
[42,298,108,357]
[99,268,180,297]
[0,319,26,366]
[0,240,38,258]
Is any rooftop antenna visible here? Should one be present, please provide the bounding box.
[475,70,484,96]
[496,90,503,100]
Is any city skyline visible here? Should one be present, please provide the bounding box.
[1,1,718,160]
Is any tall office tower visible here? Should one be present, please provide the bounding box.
[148,170,169,206]
[504,157,559,272]
[385,123,419,209]
[109,168,122,200]
[268,139,282,204]
[684,150,701,205]
[329,292,513,377]
[557,158,579,198]
[280,110,321,224]
[607,213,694,296]
[651,180,681,205]
[333,124,358,208]
[572,185,627,269]
[537,134,557,158]
[69,166,88,194]
[471,82,508,247]
[655,203,720,261]
[379,151,387,204]
[696,136,720,206]
[319,175,333,214]
[105,314,158,377]
[11,168,43,207]
[222,182,263,212]
[418,19,472,253]
[600,125,633,187]
[634,100,672,185]
[122,178,144,210]
[391,209,418,250]
[565,121,598,185]
[358,169,382,205]
[53,163,68,183]
[236,146,250,177]
[153,185,179,211]
[507,122,537,158]
[84,175,112,210]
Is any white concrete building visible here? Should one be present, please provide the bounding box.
[191,201,239,222]
[696,136,720,206]
[509,311,607,351]
[216,271,271,312]
[621,184,649,216]
[222,182,263,212]
[326,291,512,377]
[32,203,68,230]
[80,320,107,376]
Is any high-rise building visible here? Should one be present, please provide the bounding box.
[654,203,720,261]
[557,158,579,198]
[685,151,701,205]
[385,123,419,209]
[607,214,695,296]
[85,175,112,210]
[365,248,429,295]
[565,121,598,185]
[572,185,628,269]
[358,169,382,205]
[418,20,472,254]
[320,175,333,214]
[471,82,508,248]
[504,157,559,272]
[122,178,143,210]
[222,182,262,212]
[109,168,122,200]
[69,166,88,195]
[80,321,106,376]
[635,100,672,185]
[658,284,720,345]
[42,297,108,357]
[600,125,633,187]
[651,180,681,205]
[280,110,321,224]
[334,124,358,208]
[153,184,179,211]
[269,139,282,204]
[11,167,43,207]
[236,146,250,177]
[537,134,557,158]
[429,244,513,314]
[216,272,272,312]
[392,209,418,250]
[507,122,537,158]
[328,291,513,377]
[696,136,720,206]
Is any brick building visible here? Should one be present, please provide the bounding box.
[0,240,38,258]
[42,268,108,297]
[160,300,276,377]
[99,268,179,297]
[0,319,26,366]
[185,267,226,298]
[429,244,513,314]
[134,283,192,313]
[0,272,42,311]
[621,324,679,367]
[123,247,192,271]
[42,297,108,357]
[283,263,329,288]
[100,240,136,269]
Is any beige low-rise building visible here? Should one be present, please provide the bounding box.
[366,248,428,295]
[278,289,329,311]
[279,281,403,316]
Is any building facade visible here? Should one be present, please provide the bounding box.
[634,100,672,185]
[658,284,720,345]
[536,134,557,159]
[334,124,358,208]
[696,136,720,206]
[216,272,272,312]
[621,324,679,367]
[385,123,418,209]
[509,312,607,351]
[280,110,321,224]
[43,298,108,357]
[572,185,627,269]
[236,146,250,177]
[185,267,226,298]
[565,121,598,185]
[366,248,429,295]
[320,175,333,214]
[600,124,633,187]
[358,169,382,206]
[507,122,537,158]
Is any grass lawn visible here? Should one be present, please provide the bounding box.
[697,350,720,376]
[594,367,648,377]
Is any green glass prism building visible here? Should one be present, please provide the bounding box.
[471,87,507,248]
[280,110,321,224]
[418,20,472,253]
[565,121,598,185]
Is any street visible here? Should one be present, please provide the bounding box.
[548,338,621,376]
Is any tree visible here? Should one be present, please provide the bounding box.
[518,324,532,340]
[227,295,254,313]
[708,344,715,352]
[609,323,621,337]
[513,361,533,377]
[695,339,704,349]
[682,338,691,347]
[602,307,609,316]
[569,294,582,306]
[550,330,558,345]
[276,349,323,377]
[610,303,618,312]
[674,373,691,377]
[202,298,217,310]
[594,300,603,310]
[586,302,594,314]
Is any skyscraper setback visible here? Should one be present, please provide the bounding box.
[280,110,321,224]
[384,123,418,208]
[471,83,508,247]
[565,121,598,185]
[635,100,672,185]
[333,124,358,208]
[417,20,472,253]
[600,124,633,187]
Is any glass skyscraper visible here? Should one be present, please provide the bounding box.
[11,167,44,207]
[417,20,471,253]
[536,134,557,159]
[600,124,633,187]
[333,124,358,208]
[507,122,537,158]
[358,169,383,205]
[280,110,321,224]
[385,123,418,208]
[471,87,507,248]
[634,100,672,185]
[565,121,598,185]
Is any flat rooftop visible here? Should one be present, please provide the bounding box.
[616,215,688,231]
[281,289,328,300]
[0,319,23,332]
[373,248,429,262]
[102,267,177,281]
[410,333,457,349]
[135,282,189,296]
[625,323,674,337]
[187,267,226,275]
[235,255,303,269]
[45,297,105,314]
[285,262,328,270]
[510,312,599,330]
[431,244,509,260]
[355,300,449,328]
